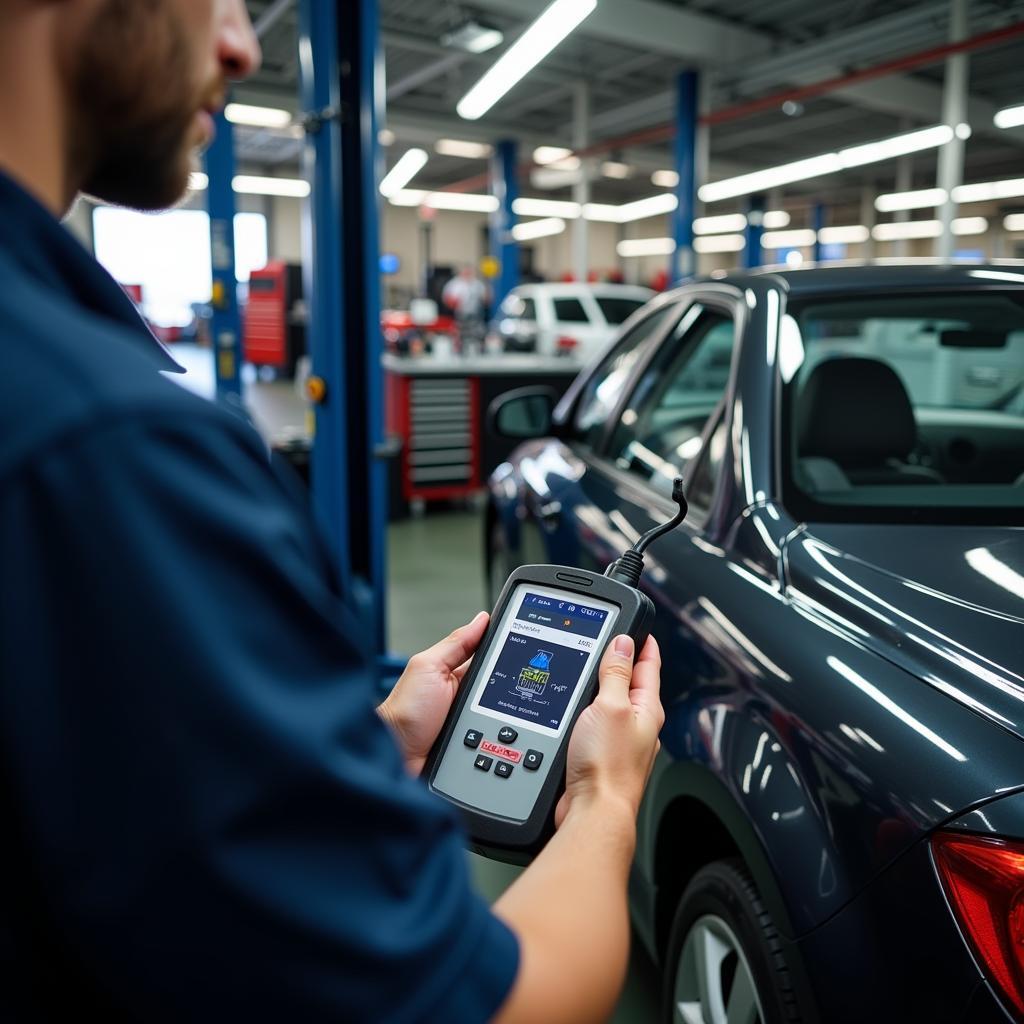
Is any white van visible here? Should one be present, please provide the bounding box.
[492,283,654,363]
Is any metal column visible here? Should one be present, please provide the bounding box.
[671,70,698,284]
[937,0,969,260]
[744,194,765,269]
[490,140,519,311]
[811,203,824,264]
[572,82,590,284]
[893,139,914,259]
[298,0,389,671]
[204,110,243,406]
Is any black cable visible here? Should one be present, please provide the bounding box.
[603,477,688,589]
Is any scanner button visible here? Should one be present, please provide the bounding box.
[474,755,493,772]
[463,729,483,749]
[497,727,518,744]
[524,750,544,771]
[494,761,514,778]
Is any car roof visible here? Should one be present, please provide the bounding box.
[514,283,653,297]
[662,262,1024,301]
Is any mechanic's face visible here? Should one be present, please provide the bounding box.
[67,0,260,210]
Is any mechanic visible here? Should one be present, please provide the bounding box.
[0,2,664,1022]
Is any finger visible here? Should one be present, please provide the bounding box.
[596,634,635,707]
[453,656,473,683]
[629,635,663,723]
[422,611,489,673]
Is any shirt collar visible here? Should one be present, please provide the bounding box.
[0,170,184,373]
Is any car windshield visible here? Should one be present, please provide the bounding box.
[596,296,646,325]
[782,290,1024,524]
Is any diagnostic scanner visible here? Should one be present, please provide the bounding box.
[423,478,688,863]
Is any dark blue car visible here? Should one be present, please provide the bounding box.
[485,265,1024,1024]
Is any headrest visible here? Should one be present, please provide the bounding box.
[798,357,917,467]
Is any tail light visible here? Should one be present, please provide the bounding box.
[556,335,579,353]
[932,831,1024,1016]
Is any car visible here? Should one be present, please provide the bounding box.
[490,282,654,362]
[484,264,1024,1023]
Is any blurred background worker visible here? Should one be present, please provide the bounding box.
[443,264,489,350]
[0,1,663,1022]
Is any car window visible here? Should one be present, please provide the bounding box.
[521,297,537,322]
[553,297,590,323]
[596,296,646,325]
[784,291,1024,523]
[572,304,677,448]
[687,412,728,518]
[609,308,736,496]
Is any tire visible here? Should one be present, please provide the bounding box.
[662,859,802,1024]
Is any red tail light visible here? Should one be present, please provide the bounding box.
[932,831,1024,1016]
[556,335,579,352]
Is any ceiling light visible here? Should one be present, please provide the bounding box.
[694,234,746,253]
[875,187,947,212]
[534,146,574,165]
[652,169,679,188]
[700,124,953,203]
[435,139,493,159]
[953,178,1024,203]
[763,229,816,249]
[424,192,499,212]
[513,198,581,218]
[602,161,632,179]
[994,103,1024,130]
[617,237,675,257]
[694,213,747,235]
[871,216,987,241]
[582,202,623,222]
[818,225,870,244]
[1005,214,1024,232]
[616,193,678,223]
[232,175,310,197]
[224,103,292,128]
[188,172,209,191]
[763,210,791,229]
[953,216,987,235]
[457,0,597,120]
[378,128,396,147]
[955,122,972,140]
[379,148,429,198]
[513,217,567,241]
[441,21,504,54]
[785,250,804,267]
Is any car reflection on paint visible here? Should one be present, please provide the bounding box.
[485,264,1024,1024]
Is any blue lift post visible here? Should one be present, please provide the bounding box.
[671,70,698,284]
[812,202,825,263]
[490,140,519,311]
[744,193,766,269]
[298,0,392,681]
[204,109,243,406]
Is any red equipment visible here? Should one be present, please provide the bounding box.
[243,261,305,375]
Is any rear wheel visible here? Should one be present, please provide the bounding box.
[663,860,801,1024]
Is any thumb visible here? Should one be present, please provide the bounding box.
[422,611,489,673]
[597,634,635,703]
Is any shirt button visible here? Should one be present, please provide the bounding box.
[524,750,543,771]
[497,726,518,744]
[463,729,483,749]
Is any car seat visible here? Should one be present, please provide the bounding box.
[798,356,944,487]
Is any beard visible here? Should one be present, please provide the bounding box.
[67,0,213,211]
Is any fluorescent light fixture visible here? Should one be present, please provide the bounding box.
[601,161,632,179]
[955,122,972,140]
[435,138,492,159]
[188,171,209,191]
[617,237,675,257]
[513,197,581,218]
[994,103,1024,130]
[232,175,310,197]
[380,148,429,198]
[700,124,954,203]
[1005,214,1024,232]
[582,202,623,222]
[651,169,679,188]
[953,178,1024,203]
[513,217,567,241]
[458,0,597,120]
[441,21,504,54]
[423,192,499,212]
[875,187,947,212]
[872,216,987,241]
[617,193,678,223]
[818,225,870,244]
[785,250,804,268]
[534,146,573,165]
[694,213,747,235]
[763,210,791,229]
[763,229,816,249]
[378,128,396,147]
[224,103,292,128]
[694,234,746,253]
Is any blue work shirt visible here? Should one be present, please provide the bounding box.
[0,171,518,1022]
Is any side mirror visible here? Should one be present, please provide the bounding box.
[488,386,557,439]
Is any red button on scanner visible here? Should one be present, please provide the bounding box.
[480,740,521,763]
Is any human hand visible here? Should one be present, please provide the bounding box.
[555,634,663,829]
[378,611,489,775]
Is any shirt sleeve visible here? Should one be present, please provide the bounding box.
[0,404,518,1023]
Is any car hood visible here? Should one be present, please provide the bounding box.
[785,525,1024,740]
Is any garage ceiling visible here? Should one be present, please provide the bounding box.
[237,0,1024,219]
